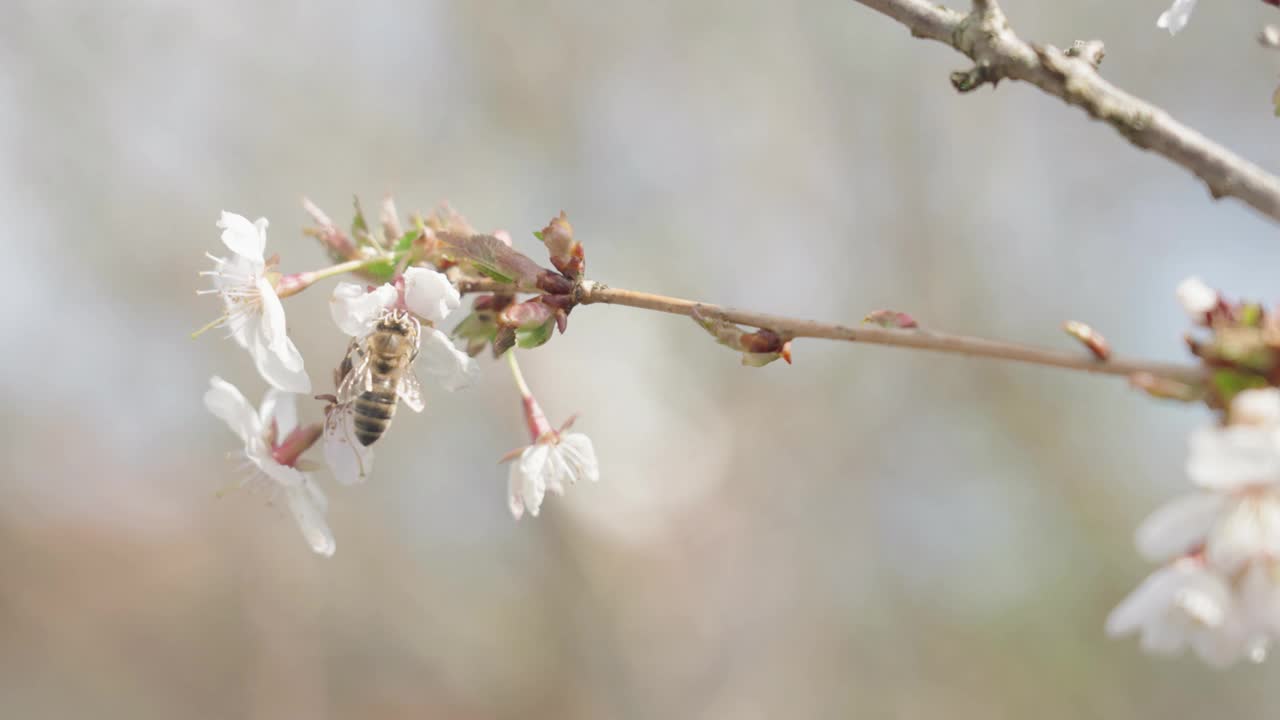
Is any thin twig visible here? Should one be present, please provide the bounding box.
[456,277,1202,381]
[849,0,1280,224]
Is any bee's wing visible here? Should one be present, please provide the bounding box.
[336,347,375,404]
[397,372,425,413]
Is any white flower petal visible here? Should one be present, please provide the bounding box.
[255,454,306,488]
[1156,0,1197,35]
[558,433,600,484]
[285,479,335,557]
[543,449,568,497]
[1207,495,1280,574]
[403,267,461,324]
[507,465,526,520]
[1235,563,1280,637]
[1107,561,1244,666]
[1135,492,1223,562]
[256,277,292,358]
[259,388,298,436]
[1232,389,1280,427]
[204,376,262,446]
[323,404,374,485]
[419,327,479,391]
[330,282,397,338]
[1107,564,1188,638]
[217,211,267,262]
[1175,275,1216,317]
[249,332,312,394]
[514,444,551,517]
[1188,424,1280,491]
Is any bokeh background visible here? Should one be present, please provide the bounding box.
[2,0,1279,717]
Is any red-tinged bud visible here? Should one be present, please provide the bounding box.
[536,271,575,295]
[522,395,554,443]
[271,423,324,467]
[1062,321,1110,361]
[863,310,919,329]
[471,293,516,314]
[303,197,358,260]
[555,309,569,334]
[1130,373,1203,402]
[692,308,791,367]
[379,195,403,243]
[274,271,316,299]
[739,328,786,355]
[500,299,558,349]
[494,230,513,247]
[540,293,575,311]
[500,299,555,329]
[535,211,584,279]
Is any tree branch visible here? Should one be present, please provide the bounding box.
[456,277,1202,382]
[850,0,1280,224]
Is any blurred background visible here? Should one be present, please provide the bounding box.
[2,0,1279,717]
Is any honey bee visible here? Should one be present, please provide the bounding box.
[337,309,425,446]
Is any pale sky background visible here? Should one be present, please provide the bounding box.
[1,1,1279,718]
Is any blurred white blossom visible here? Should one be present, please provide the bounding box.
[203,376,334,556]
[1106,558,1242,666]
[1111,389,1280,665]
[201,211,311,393]
[1157,0,1197,35]
[1176,276,1217,321]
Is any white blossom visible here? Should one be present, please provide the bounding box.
[329,282,398,338]
[403,266,461,324]
[328,270,478,388]
[203,376,334,556]
[1106,559,1243,667]
[1156,0,1198,36]
[201,212,311,393]
[1188,389,1280,492]
[1113,388,1280,665]
[508,432,599,519]
[1176,276,1218,321]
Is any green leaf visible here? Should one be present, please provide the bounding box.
[1240,303,1264,328]
[1211,369,1268,407]
[351,196,369,239]
[361,259,396,283]
[438,232,545,287]
[515,319,555,348]
[394,230,417,252]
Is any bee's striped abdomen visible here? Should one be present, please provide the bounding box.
[354,378,398,446]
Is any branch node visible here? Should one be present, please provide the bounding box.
[1065,39,1106,68]
[951,63,997,92]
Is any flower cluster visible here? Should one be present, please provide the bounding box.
[1108,278,1280,666]
[196,205,601,556]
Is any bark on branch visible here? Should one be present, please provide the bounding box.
[456,277,1202,382]
[850,0,1280,224]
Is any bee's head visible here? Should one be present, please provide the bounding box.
[376,309,421,339]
